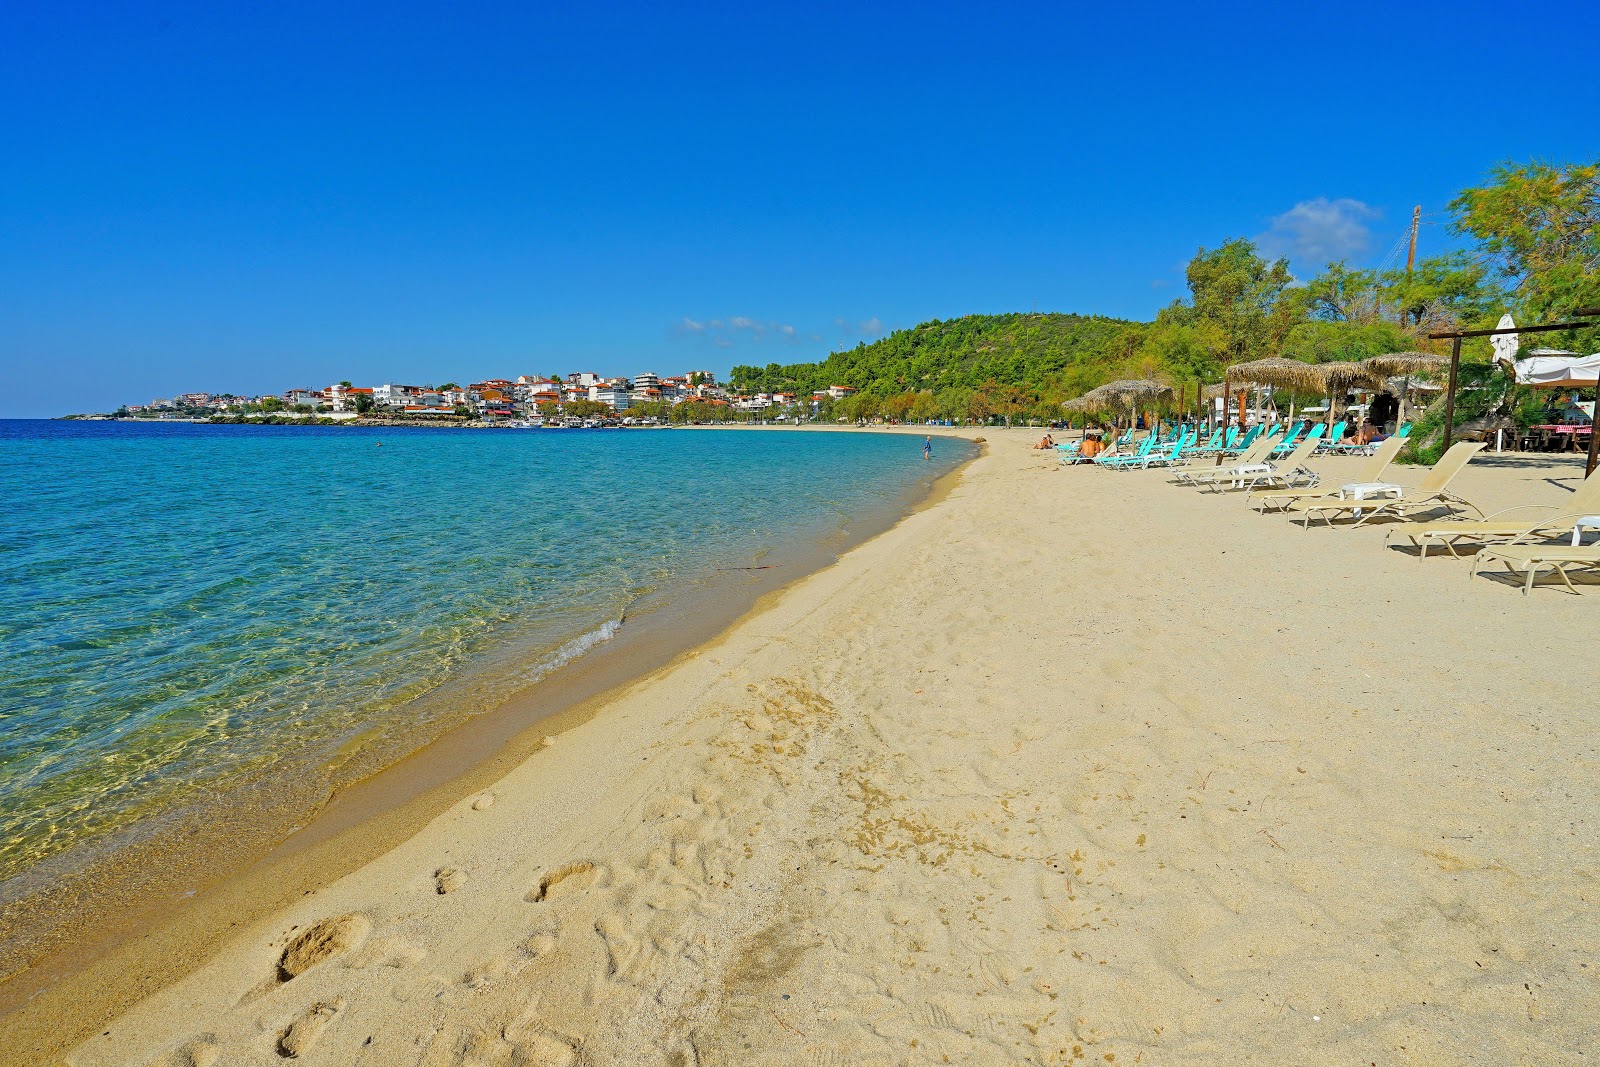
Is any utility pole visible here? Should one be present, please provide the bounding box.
[1400,205,1423,327]
[1405,205,1421,274]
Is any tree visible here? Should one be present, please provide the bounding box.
[1182,238,1294,364]
[550,398,614,421]
[339,379,353,388]
[1289,262,1381,324]
[964,388,993,425]
[1376,252,1498,331]
[1451,159,1600,324]
[261,396,284,413]
[1280,319,1414,364]
[352,393,376,414]
[881,392,915,423]
[1139,320,1225,386]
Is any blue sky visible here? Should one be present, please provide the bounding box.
[3,1,1597,417]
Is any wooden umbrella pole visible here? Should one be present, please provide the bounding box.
[1587,381,1600,477]
[1442,336,1463,452]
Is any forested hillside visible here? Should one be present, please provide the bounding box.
[730,313,1139,398]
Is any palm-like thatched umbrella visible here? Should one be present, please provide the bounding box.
[1061,393,1102,415]
[1362,351,1449,378]
[1061,389,1118,435]
[1224,357,1327,426]
[1224,357,1328,392]
[1360,352,1449,427]
[1319,361,1386,425]
[1094,379,1174,434]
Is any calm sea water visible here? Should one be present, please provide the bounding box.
[0,421,967,891]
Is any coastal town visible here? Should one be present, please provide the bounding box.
[102,372,862,424]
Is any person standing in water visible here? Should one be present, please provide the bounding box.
[922,436,933,461]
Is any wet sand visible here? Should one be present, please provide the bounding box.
[0,428,974,1063]
[15,428,1600,1065]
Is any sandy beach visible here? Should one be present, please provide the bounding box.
[17,426,1599,1066]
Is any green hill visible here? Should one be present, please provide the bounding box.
[729,312,1142,400]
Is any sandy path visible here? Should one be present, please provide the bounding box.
[58,431,1598,1066]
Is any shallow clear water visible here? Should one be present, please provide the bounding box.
[0,421,967,888]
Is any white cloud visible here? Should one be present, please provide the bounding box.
[1257,198,1380,267]
[673,316,810,346]
[857,316,883,335]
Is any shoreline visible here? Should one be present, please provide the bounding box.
[25,427,1600,1065]
[0,424,982,1065]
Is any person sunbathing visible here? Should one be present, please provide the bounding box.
[1034,434,1055,449]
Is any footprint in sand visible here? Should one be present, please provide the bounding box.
[277,914,371,982]
[526,861,601,903]
[435,866,467,894]
[471,793,496,811]
[276,998,343,1058]
[146,1039,220,1067]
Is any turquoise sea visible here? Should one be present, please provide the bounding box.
[0,421,968,897]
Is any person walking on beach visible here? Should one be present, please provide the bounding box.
[922,436,933,461]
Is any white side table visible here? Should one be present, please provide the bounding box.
[1337,482,1402,519]
[1338,481,1404,501]
[1572,516,1600,546]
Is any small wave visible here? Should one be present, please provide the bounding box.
[521,618,621,687]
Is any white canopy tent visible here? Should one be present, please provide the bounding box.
[1503,350,1600,389]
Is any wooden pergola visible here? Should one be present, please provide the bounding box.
[1429,308,1600,474]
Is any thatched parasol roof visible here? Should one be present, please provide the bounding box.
[1093,379,1174,404]
[1063,379,1173,418]
[1223,357,1327,391]
[1318,360,1386,391]
[1362,351,1449,378]
[1060,394,1102,413]
[1201,382,1232,400]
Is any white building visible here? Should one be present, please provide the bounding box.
[284,388,325,408]
[589,385,631,411]
[632,371,661,390]
[372,383,420,407]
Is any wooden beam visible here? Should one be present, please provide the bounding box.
[1441,336,1462,451]
[1588,383,1600,478]
[1429,317,1599,340]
